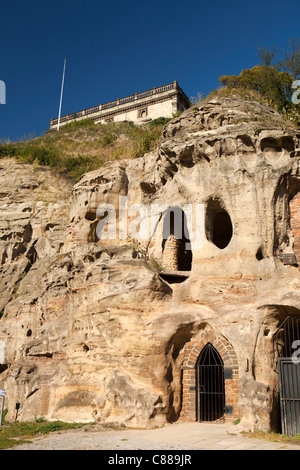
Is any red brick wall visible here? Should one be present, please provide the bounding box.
[181,330,239,422]
[290,192,300,268]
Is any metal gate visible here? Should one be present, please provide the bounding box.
[273,316,300,436]
[196,343,225,422]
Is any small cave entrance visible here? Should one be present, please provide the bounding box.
[88,220,98,242]
[161,206,192,282]
[87,210,111,243]
[205,198,233,249]
[26,242,38,265]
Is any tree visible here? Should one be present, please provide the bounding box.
[278,38,300,80]
[257,39,300,79]
[214,39,300,126]
[257,46,278,67]
[219,65,293,109]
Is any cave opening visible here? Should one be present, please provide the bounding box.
[206,198,233,249]
[161,206,192,275]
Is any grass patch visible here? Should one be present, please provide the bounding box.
[206,86,269,103]
[0,118,169,183]
[0,417,85,449]
[203,86,299,129]
[242,429,300,446]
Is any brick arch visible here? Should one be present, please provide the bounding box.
[181,329,239,422]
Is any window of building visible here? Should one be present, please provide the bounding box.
[138,108,148,118]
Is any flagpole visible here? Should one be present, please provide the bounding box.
[57,58,66,131]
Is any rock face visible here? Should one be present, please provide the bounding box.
[1,96,300,431]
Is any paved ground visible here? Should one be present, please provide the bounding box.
[10,422,300,450]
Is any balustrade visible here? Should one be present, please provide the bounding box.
[50,82,177,128]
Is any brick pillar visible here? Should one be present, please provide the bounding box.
[290,192,300,268]
[162,235,182,271]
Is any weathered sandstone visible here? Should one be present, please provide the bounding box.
[1,96,300,432]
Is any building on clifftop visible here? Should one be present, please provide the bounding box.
[50,81,190,130]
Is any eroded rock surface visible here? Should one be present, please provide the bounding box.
[1,96,300,431]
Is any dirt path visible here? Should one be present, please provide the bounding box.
[8,422,300,451]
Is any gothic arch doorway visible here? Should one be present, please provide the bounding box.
[196,343,225,421]
[181,331,239,422]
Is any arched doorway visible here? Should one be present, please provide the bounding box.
[181,331,239,422]
[196,343,225,422]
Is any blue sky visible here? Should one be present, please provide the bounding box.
[0,0,299,141]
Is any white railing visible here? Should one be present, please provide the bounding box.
[51,81,177,126]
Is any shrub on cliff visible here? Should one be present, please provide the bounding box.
[219,65,293,110]
[216,39,300,126]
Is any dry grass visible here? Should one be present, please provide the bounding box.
[193,86,299,130]
[0,118,171,182]
[242,429,300,446]
[205,86,271,104]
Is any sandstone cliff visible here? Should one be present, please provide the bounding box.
[1,95,300,431]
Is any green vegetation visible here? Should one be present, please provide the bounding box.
[0,415,85,449]
[193,38,300,127]
[1,38,298,184]
[0,117,173,183]
[242,429,300,446]
[218,66,292,111]
[257,38,300,80]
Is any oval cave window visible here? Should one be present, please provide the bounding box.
[206,199,233,249]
